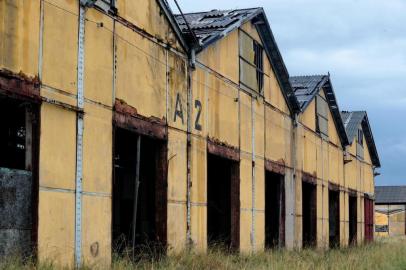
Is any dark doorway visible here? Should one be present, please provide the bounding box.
[112,128,167,256]
[349,195,357,245]
[207,153,240,250]
[329,189,340,248]
[302,181,317,247]
[265,171,285,248]
[0,97,39,258]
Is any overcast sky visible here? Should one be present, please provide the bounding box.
[171,0,406,186]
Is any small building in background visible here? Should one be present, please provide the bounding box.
[375,186,406,237]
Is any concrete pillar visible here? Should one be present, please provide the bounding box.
[284,169,295,249]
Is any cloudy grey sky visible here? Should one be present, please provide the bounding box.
[171,0,406,186]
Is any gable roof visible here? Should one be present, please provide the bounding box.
[156,0,190,52]
[376,186,406,204]
[174,8,301,114]
[341,111,381,167]
[290,75,349,147]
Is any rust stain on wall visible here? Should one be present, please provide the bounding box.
[0,69,40,101]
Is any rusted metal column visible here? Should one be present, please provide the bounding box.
[132,135,141,258]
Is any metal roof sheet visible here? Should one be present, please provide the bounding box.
[376,186,406,204]
[341,111,381,167]
[341,111,366,144]
[175,9,260,45]
[290,75,327,109]
[289,75,349,147]
[174,8,301,114]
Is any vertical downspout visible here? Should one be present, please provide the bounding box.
[75,4,86,267]
[186,48,196,248]
[35,0,44,257]
[292,113,298,248]
[111,18,117,263]
[321,134,324,246]
[112,20,117,106]
[38,0,44,81]
[251,96,256,251]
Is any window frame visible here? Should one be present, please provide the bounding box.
[315,93,329,138]
[238,29,265,94]
[358,129,364,146]
[94,0,116,14]
[356,128,364,160]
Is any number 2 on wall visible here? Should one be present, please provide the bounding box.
[194,99,202,131]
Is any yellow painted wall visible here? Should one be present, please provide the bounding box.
[190,136,207,251]
[115,22,167,119]
[375,211,389,237]
[42,0,78,95]
[0,0,40,76]
[207,72,239,147]
[29,0,188,266]
[167,130,188,252]
[192,20,295,252]
[198,30,239,84]
[84,8,114,107]
[297,85,372,248]
[116,0,182,51]
[375,205,406,237]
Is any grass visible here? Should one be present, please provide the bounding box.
[1,237,406,270]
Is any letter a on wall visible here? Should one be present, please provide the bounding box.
[174,92,184,125]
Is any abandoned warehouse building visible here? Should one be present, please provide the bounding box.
[0,0,381,267]
[375,186,406,237]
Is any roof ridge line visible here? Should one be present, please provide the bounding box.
[290,74,328,78]
[176,7,261,16]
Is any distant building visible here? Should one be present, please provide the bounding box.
[375,186,406,237]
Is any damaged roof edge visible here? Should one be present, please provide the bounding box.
[363,113,381,168]
[341,111,381,168]
[156,0,191,52]
[290,75,350,148]
[174,7,301,115]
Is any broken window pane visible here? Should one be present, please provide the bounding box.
[239,30,264,93]
[240,59,258,92]
[316,94,329,138]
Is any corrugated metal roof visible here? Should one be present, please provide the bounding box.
[290,75,328,109]
[376,186,406,204]
[289,75,349,147]
[341,111,381,167]
[341,111,366,144]
[175,9,260,45]
[175,8,301,114]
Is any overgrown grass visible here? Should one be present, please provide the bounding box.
[2,238,406,270]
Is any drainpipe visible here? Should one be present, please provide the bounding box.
[291,112,299,249]
[186,48,196,248]
[251,96,256,251]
